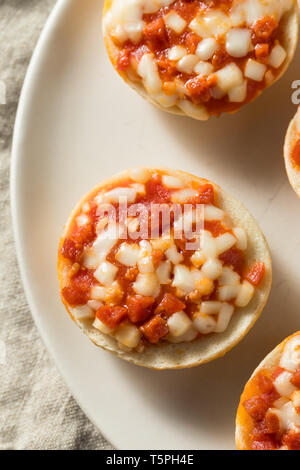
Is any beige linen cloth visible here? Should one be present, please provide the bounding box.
[0,0,112,450]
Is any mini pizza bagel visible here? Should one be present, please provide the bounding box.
[58,168,272,369]
[284,106,300,198]
[103,0,298,120]
[236,332,300,450]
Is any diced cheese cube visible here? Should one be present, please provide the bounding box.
[200,301,222,315]
[94,261,118,286]
[137,53,161,93]
[83,248,99,270]
[177,55,199,74]
[90,285,107,301]
[124,20,144,43]
[178,98,209,120]
[153,92,177,108]
[215,302,234,333]
[274,371,297,398]
[194,61,214,76]
[193,313,216,334]
[133,272,160,296]
[245,59,267,81]
[130,167,151,183]
[215,63,244,92]
[191,250,206,268]
[279,335,300,372]
[200,231,217,258]
[104,187,137,203]
[196,38,218,60]
[226,28,251,58]
[165,243,183,264]
[204,205,225,221]
[115,243,140,267]
[164,11,187,33]
[219,267,240,286]
[167,311,193,337]
[168,45,187,61]
[217,285,240,301]
[87,300,103,311]
[269,44,286,69]
[71,305,94,321]
[156,260,171,284]
[232,227,247,250]
[201,258,223,280]
[172,265,195,293]
[138,256,155,273]
[215,233,236,255]
[93,317,113,334]
[162,175,184,188]
[228,80,247,103]
[235,280,254,307]
[171,188,198,203]
[115,323,141,349]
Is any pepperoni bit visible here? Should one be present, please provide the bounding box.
[143,17,167,50]
[252,16,278,43]
[96,305,128,330]
[72,223,95,246]
[62,285,87,306]
[204,221,226,237]
[155,293,186,317]
[251,438,276,450]
[246,262,265,286]
[255,43,269,61]
[291,368,300,388]
[265,411,280,434]
[194,184,215,204]
[140,315,169,344]
[185,76,217,104]
[211,46,230,68]
[62,270,94,306]
[282,432,300,450]
[61,238,81,262]
[219,248,244,275]
[117,49,131,71]
[243,396,270,421]
[126,295,155,324]
[255,372,275,394]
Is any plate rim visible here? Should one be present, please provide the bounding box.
[10,0,116,449]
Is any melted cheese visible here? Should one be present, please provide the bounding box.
[280,335,300,372]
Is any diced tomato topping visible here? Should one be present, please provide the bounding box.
[96,305,128,329]
[219,248,244,275]
[255,43,269,61]
[291,368,300,388]
[140,315,169,344]
[126,295,155,324]
[155,55,177,81]
[155,293,186,316]
[185,75,217,104]
[61,238,81,262]
[243,396,270,421]
[143,17,167,50]
[252,16,278,43]
[282,431,300,450]
[246,262,265,286]
[117,49,131,71]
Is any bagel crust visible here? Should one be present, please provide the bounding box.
[103,0,298,120]
[236,331,300,450]
[58,168,271,369]
[284,106,300,198]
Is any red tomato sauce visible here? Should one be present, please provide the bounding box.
[291,138,300,170]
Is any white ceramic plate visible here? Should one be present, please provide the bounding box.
[11,0,300,450]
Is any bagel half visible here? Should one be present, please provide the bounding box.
[284,106,300,198]
[236,331,300,450]
[103,0,298,120]
[58,168,272,369]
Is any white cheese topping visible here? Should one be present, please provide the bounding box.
[280,335,300,372]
